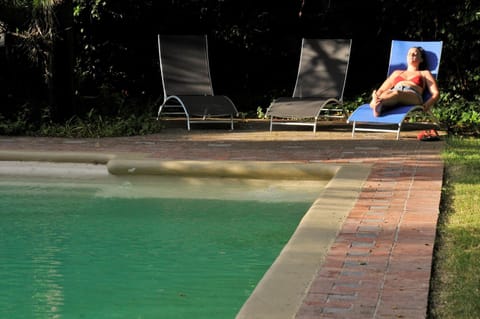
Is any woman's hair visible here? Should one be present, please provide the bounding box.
[414,46,428,70]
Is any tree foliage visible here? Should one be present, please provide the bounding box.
[0,0,479,132]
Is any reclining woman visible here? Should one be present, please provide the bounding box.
[370,46,440,117]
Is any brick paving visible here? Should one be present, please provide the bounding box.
[0,121,444,318]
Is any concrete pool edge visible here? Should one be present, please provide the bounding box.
[0,150,371,318]
[236,164,371,319]
[0,150,116,164]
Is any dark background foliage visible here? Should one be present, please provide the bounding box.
[0,0,479,126]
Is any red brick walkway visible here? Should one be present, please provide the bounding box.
[296,158,442,318]
[0,123,444,318]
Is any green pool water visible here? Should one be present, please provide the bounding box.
[0,175,325,319]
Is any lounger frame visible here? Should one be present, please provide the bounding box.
[266,38,352,134]
[156,34,238,130]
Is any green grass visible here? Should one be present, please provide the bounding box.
[429,136,480,318]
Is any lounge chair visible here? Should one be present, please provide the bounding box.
[265,38,352,133]
[347,40,443,139]
[156,34,239,130]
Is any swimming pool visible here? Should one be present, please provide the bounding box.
[0,159,369,319]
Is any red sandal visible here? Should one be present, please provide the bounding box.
[417,129,440,141]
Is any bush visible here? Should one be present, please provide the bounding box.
[433,93,480,136]
[0,105,164,137]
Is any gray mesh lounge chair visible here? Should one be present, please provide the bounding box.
[156,35,239,130]
[266,38,352,133]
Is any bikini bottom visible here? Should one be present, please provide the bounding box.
[391,84,423,103]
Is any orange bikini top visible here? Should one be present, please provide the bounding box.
[392,72,425,88]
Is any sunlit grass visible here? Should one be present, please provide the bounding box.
[429,137,480,318]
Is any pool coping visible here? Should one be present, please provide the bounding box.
[0,149,371,319]
[236,163,370,319]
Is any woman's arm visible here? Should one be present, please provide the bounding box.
[422,71,440,111]
[375,70,400,96]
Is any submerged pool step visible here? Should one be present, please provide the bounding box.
[107,159,339,180]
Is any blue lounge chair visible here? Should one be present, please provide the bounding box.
[347,40,443,139]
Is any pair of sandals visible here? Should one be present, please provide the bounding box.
[417,129,440,141]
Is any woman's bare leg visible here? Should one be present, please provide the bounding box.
[370,90,422,117]
[369,90,383,117]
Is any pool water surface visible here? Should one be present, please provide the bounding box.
[0,173,327,319]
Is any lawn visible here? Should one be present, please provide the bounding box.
[429,137,480,318]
